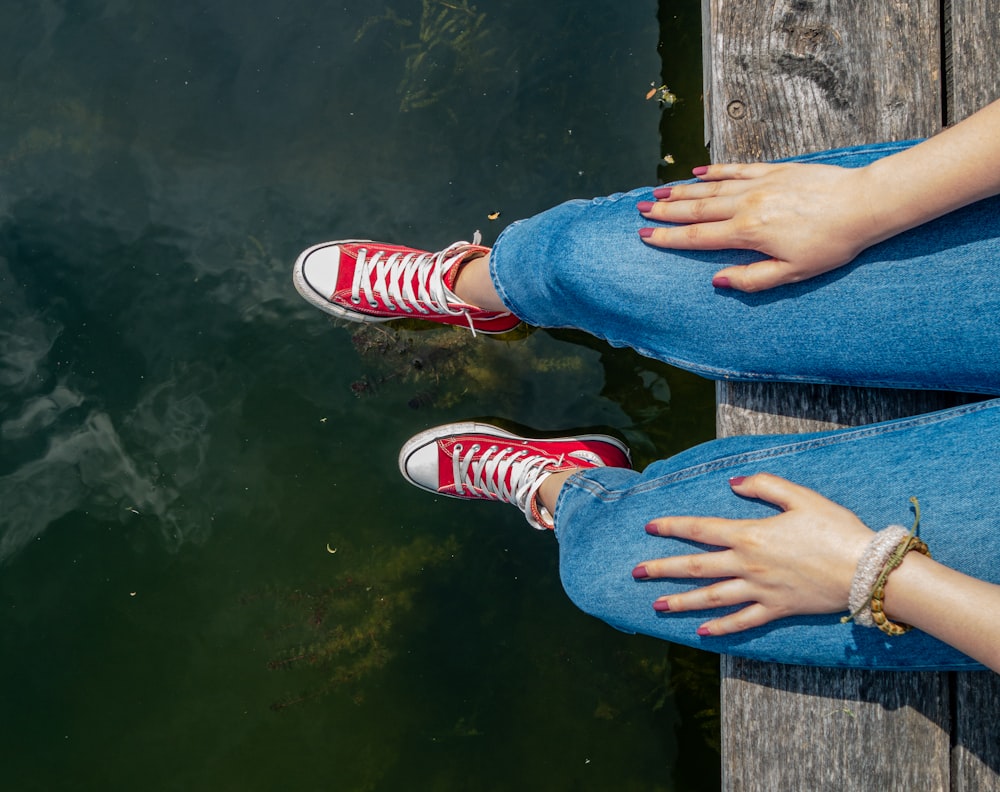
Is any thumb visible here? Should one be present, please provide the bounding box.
[728,472,820,513]
[712,259,800,293]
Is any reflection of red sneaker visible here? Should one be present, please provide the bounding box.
[292,237,520,335]
[399,422,632,530]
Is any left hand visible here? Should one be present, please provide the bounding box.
[638,162,878,292]
[636,473,875,636]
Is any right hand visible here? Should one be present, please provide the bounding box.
[638,473,875,636]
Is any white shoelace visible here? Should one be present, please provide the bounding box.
[452,442,564,530]
[350,233,483,335]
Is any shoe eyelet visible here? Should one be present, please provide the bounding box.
[351,297,361,304]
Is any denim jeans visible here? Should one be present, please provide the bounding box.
[489,141,1000,669]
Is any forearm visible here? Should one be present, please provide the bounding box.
[859,98,1000,247]
[882,551,1000,673]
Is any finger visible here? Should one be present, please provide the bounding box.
[696,602,777,636]
[644,473,826,541]
[652,578,751,614]
[640,194,739,225]
[727,472,828,513]
[635,548,738,581]
[640,219,750,251]
[710,259,812,292]
[654,179,742,202]
[690,162,786,182]
[645,513,748,548]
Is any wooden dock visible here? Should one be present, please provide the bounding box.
[700,0,1000,788]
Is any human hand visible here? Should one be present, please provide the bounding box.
[634,473,876,637]
[638,162,881,292]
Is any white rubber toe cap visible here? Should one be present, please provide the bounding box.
[299,244,343,299]
[399,438,441,494]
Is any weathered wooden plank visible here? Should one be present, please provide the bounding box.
[716,383,974,435]
[702,0,941,161]
[952,672,1000,792]
[944,0,1000,125]
[706,0,1000,784]
[721,661,952,792]
[702,0,966,789]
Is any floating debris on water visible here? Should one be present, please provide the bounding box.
[646,83,678,108]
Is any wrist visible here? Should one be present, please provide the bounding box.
[850,160,921,249]
[879,549,935,624]
[844,525,911,627]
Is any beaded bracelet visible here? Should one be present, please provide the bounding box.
[869,534,931,636]
[842,497,931,636]
[844,525,909,628]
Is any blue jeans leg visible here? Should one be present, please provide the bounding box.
[490,141,1000,395]
[555,399,1000,670]
[488,140,1000,668]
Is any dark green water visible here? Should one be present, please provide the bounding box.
[0,1,719,789]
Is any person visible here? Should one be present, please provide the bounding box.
[293,99,1000,673]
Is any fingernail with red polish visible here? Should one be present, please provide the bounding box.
[653,187,672,199]
[712,275,731,289]
[637,201,654,213]
[631,564,649,579]
[638,227,654,239]
[696,626,712,637]
[729,476,746,487]
[645,522,659,535]
[653,599,671,612]
[692,165,709,176]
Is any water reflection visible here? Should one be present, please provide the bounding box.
[0,0,717,789]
